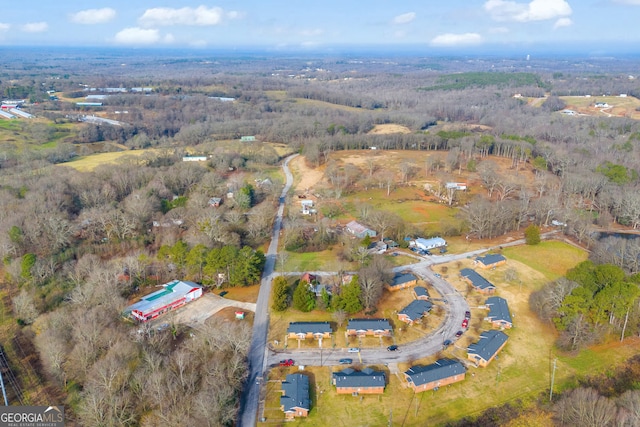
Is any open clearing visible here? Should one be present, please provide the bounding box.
[560,95,640,119]
[367,123,412,134]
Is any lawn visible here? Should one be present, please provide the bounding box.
[282,249,356,272]
[62,149,155,172]
[501,240,588,281]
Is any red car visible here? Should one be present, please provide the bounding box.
[279,359,294,367]
[462,319,469,328]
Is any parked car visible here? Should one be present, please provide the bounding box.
[434,273,441,278]
[465,311,471,319]
[387,345,399,351]
[279,359,294,367]
[339,358,353,365]
[348,347,360,353]
[443,339,452,348]
[462,319,469,328]
[424,250,431,255]
[455,330,463,337]
[440,248,448,254]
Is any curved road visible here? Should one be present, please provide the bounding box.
[238,154,298,427]
[238,153,559,425]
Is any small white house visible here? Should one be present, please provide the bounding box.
[446,182,467,191]
[414,237,446,251]
[183,156,208,162]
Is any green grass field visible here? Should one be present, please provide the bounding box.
[502,241,588,281]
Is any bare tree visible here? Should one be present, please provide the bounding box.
[12,289,39,324]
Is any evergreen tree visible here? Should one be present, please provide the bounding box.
[525,224,541,245]
[272,276,290,312]
[293,280,316,312]
[341,276,363,314]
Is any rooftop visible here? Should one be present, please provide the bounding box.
[347,318,392,331]
[485,296,513,325]
[287,322,332,335]
[281,374,310,412]
[467,330,509,362]
[460,268,496,291]
[124,280,202,316]
[414,286,429,298]
[405,359,465,387]
[476,253,506,266]
[399,300,433,322]
[333,368,386,389]
[391,272,417,287]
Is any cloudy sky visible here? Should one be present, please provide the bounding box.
[1,1,639,52]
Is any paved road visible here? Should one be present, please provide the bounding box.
[238,154,298,427]
[263,230,560,368]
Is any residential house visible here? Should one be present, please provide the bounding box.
[287,322,332,340]
[346,220,377,238]
[300,273,331,296]
[414,237,447,251]
[368,241,388,254]
[208,197,222,207]
[346,319,393,337]
[467,330,509,367]
[280,374,310,419]
[332,368,386,394]
[413,286,430,300]
[404,359,466,393]
[474,254,507,269]
[183,156,208,162]
[460,268,496,294]
[386,272,418,291]
[398,300,433,325]
[124,280,203,322]
[445,182,467,190]
[484,296,513,329]
[301,199,316,215]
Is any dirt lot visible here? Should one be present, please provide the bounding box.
[367,123,411,134]
[168,293,256,327]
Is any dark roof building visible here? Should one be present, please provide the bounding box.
[398,300,433,325]
[386,272,418,291]
[404,359,466,392]
[475,253,507,269]
[287,322,333,336]
[345,220,377,238]
[280,373,310,419]
[485,296,513,329]
[332,368,386,394]
[346,318,393,336]
[460,268,496,294]
[467,330,509,367]
[413,286,430,300]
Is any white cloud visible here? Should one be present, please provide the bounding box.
[189,39,208,48]
[489,26,510,33]
[0,23,10,32]
[139,6,224,27]
[114,27,161,45]
[299,28,324,37]
[163,33,175,44]
[22,22,48,33]
[484,0,572,22]
[226,11,244,20]
[553,17,572,28]
[69,8,116,24]
[392,12,416,25]
[612,0,640,4]
[430,33,483,47]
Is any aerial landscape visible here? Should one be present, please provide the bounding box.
[2,1,640,427]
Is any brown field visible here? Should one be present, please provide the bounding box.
[368,123,412,134]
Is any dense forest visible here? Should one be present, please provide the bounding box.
[2,49,640,425]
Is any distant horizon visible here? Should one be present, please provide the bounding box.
[2,42,640,60]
